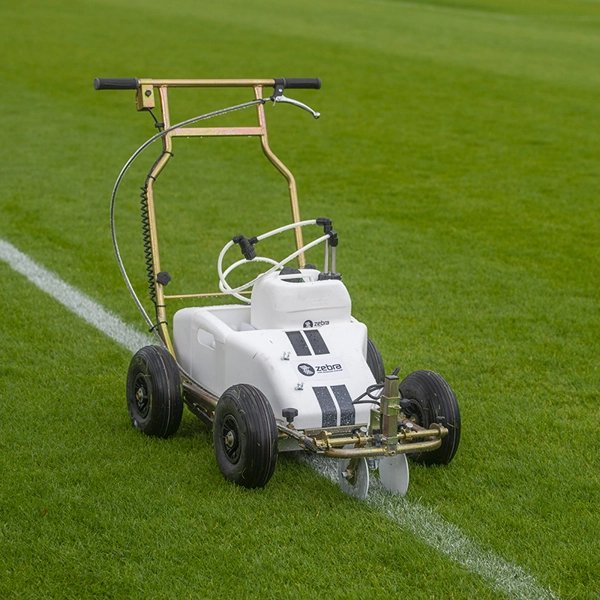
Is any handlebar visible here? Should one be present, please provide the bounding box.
[273,78,321,90]
[94,77,321,91]
[94,78,139,90]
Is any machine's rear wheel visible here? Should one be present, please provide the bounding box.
[213,384,278,489]
[126,345,183,438]
[399,370,460,465]
[366,338,385,383]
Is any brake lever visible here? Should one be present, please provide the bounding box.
[272,94,320,119]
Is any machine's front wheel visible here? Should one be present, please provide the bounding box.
[126,345,183,438]
[213,384,278,489]
[400,370,460,465]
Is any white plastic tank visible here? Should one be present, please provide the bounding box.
[250,269,351,330]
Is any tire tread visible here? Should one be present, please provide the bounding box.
[400,370,460,465]
[213,384,278,489]
[126,345,183,438]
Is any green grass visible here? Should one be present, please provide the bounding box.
[1,0,599,598]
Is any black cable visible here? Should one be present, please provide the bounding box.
[146,108,159,125]
[352,383,384,405]
[139,185,156,306]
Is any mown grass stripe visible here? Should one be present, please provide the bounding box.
[0,236,559,600]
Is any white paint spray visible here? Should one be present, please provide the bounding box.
[0,237,559,600]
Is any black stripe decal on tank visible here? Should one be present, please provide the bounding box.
[331,384,356,426]
[286,331,311,356]
[304,329,330,355]
[312,386,338,427]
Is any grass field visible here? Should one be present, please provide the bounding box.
[1,0,599,598]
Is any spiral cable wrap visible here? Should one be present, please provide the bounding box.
[139,183,157,307]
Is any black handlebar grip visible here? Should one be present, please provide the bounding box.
[274,77,321,90]
[94,78,140,90]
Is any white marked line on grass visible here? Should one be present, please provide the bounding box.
[1,237,559,600]
[0,238,152,353]
[303,455,559,600]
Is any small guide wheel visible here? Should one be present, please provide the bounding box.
[338,456,370,500]
[379,454,410,495]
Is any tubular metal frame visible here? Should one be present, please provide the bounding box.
[136,79,306,352]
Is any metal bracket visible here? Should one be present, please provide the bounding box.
[136,84,155,110]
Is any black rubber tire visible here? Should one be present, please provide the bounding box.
[399,370,460,465]
[213,384,278,489]
[366,338,385,383]
[126,345,183,438]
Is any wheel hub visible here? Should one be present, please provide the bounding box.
[133,374,150,417]
[224,430,236,448]
[222,415,241,463]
